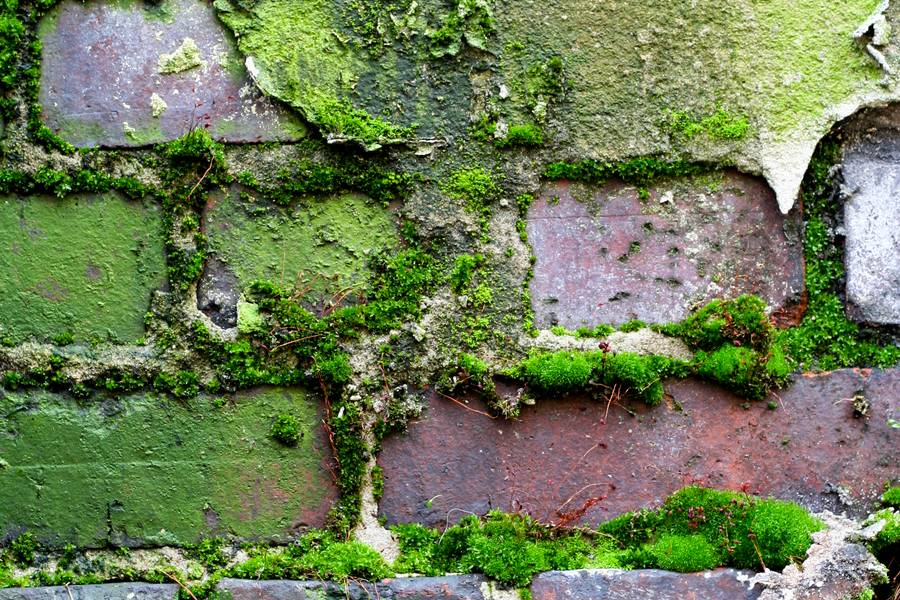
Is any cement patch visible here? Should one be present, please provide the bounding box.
[0,387,336,548]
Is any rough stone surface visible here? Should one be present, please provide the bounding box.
[378,369,899,527]
[0,583,177,600]
[38,0,305,147]
[840,105,900,325]
[530,569,760,600]
[0,387,337,547]
[216,576,492,599]
[749,511,889,600]
[527,172,805,329]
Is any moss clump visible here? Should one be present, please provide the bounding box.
[393,512,613,587]
[513,350,682,406]
[157,37,204,74]
[186,538,229,570]
[450,254,484,293]
[313,97,413,150]
[222,531,392,582]
[444,167,502,237]
[882,486,900,509]
[444,167,502,213]
[600,486,822,571]
[865,508,900,555]
[660,295,791,400]
[648,534,720,572]
[240,159,413,206]
[544,157,712,188]
[668,108,750,141]
[391,487,820,586]
[494,123,543,148]
[271,414,302,446]
[9,532,38,567]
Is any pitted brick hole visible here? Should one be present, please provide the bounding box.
[527,171,805,329]
[378,369,898,528]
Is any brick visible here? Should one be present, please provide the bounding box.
[527,172,805,329]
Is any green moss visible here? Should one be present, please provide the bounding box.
[544,157,712,188]
[450,254,484,293]
[444,167,502,213]
[394,511,607,587]
[240,159,413,206]
[271,414,302,446]
[514,350,681,406]
[600,486,822,571]
[648,535,720,572]
[312,97,413,149]
[882,486,900,509]
[186,539,229,570]
[517,351,594,391]
[668,108,750,141]
[866,508,900,555]
[494,123,544,148]
[9,533,38,567]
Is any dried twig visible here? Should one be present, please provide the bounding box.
[436,391,496,418]
[186,155,215,203]
[164,571,198,600]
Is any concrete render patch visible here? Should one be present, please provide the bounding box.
[0,387,337,548]
[38,0,306,147]
[0,583,178,600]
[840,108,900,325]
[527,172,805,329]
[378,369,899,527]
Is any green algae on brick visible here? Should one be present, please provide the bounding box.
[205,189,399,303]
[213,0,409,149]
[0,387,335,548]
[0,193,166,344]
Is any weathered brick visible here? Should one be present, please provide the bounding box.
[38,0,305,147]
[0,388,336,547]
[527,172,805,328]
[378,370,899,527]
[530,569,761,600]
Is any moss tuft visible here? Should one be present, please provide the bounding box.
[271,414,302,446]
[648,534,720,572]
